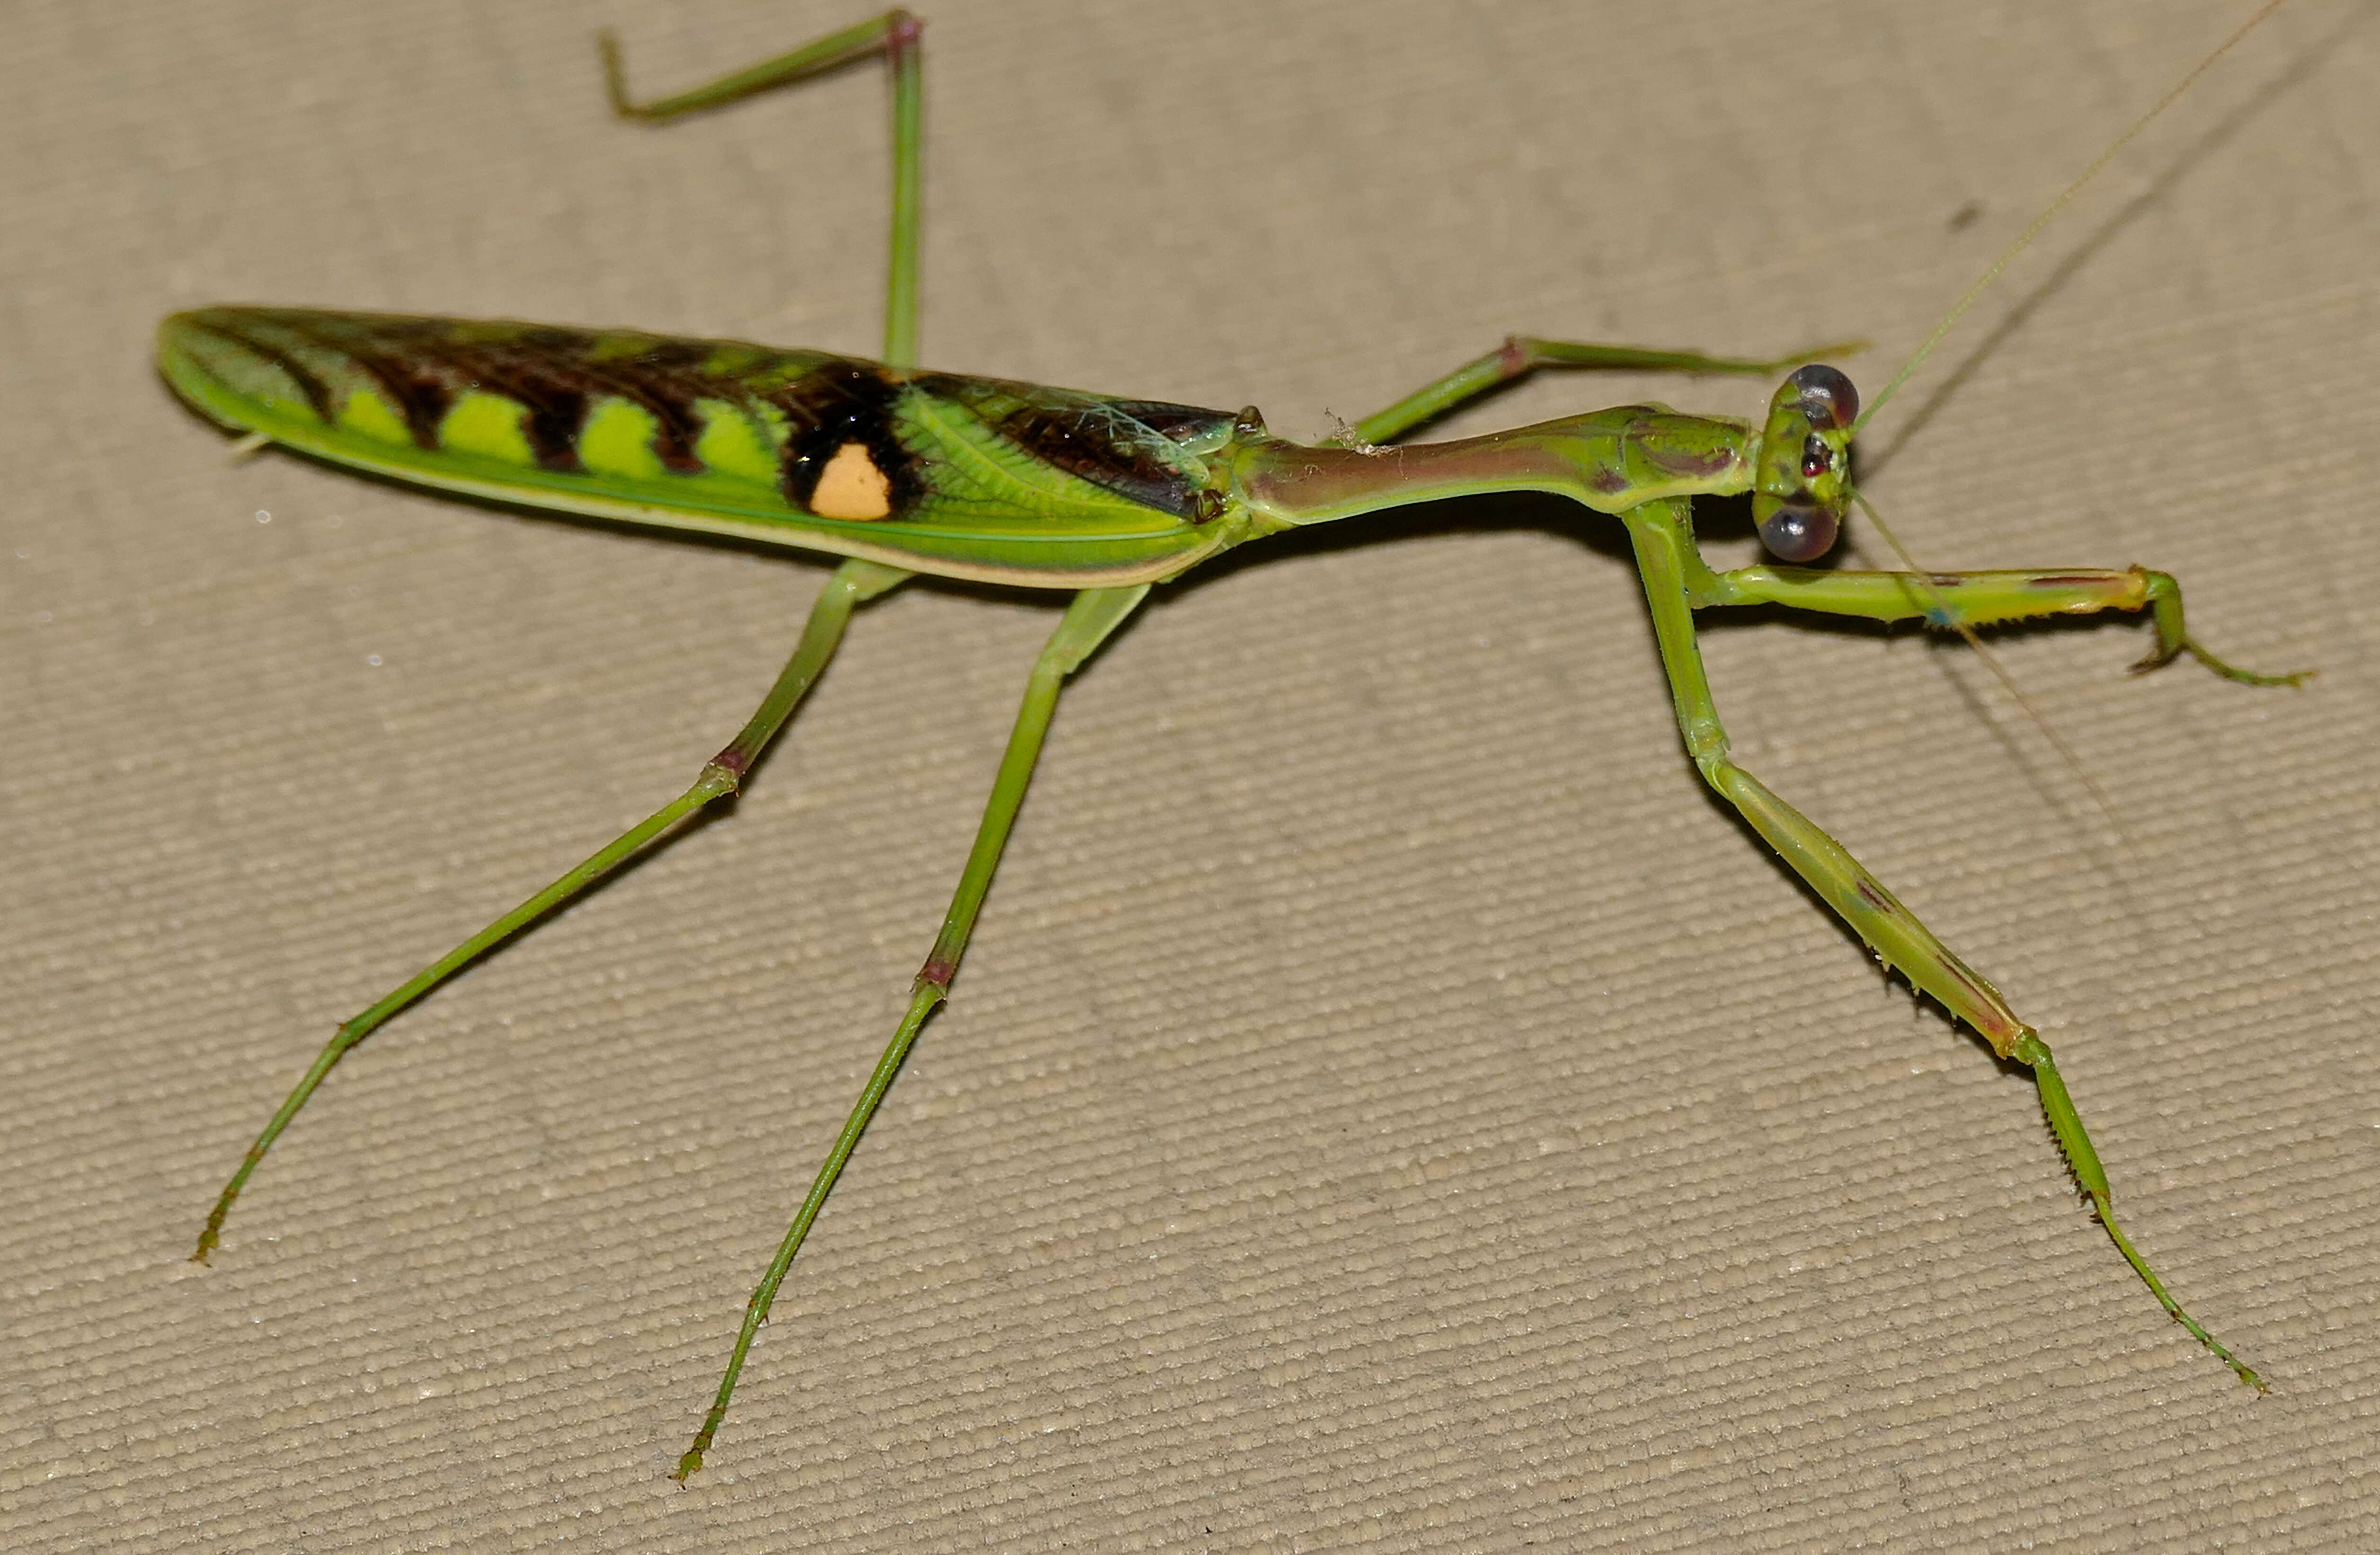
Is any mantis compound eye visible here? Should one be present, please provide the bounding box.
[1758,498,1838,563]
[1786,363,1858,430]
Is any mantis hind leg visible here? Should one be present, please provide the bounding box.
[673,583,1148,1482]
[601,10,924,368]
[1349,334,1865,446]
[191,558,911,1264]
[1620,497,2265,1388]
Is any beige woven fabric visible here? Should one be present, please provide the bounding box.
[6,3,2377,1548]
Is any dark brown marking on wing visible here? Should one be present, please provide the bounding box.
[376,363,456,448]
[517,388,589,471]
[236,311,802,474]
[338,331,457,449]
[917,374,1227,521]
[996,402,1191,514]
[183,314,338,424]
[590,336,716,473]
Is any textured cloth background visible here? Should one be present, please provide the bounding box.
[5,2,2378,1549]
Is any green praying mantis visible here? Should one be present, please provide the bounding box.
[157,6,2307,1480]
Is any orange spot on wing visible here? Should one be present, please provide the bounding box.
[810,441,893,520]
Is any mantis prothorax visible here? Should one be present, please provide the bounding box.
[156,6,2302,1480]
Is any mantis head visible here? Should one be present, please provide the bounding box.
[1751,364,1857,562]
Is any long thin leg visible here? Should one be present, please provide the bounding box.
[675,583,1148,1482]
[1681,560,2310,686]
[193,559,912,1263]
[1351,334,1865,447]
[601,9,924,367]
[1618,496,2264,1387]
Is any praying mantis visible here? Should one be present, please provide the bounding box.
[152,4,2317,1484]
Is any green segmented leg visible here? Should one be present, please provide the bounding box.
[192,558,912,1264]
[603,8,924,367]
[1620,495,2264,1388]
[1350,335,1868,447]
[675,583,1148,1483]
[1688,562,2312,688]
